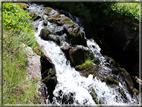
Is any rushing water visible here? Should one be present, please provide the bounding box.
[27,3,139,106]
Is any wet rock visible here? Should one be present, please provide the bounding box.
[69,47,87,67]
[39,28,51,40]
[29,12,41,21]
[60,46,72,60]
[92,57,100,65]
[106,77,119,85]
[64,24,87,46]
[112,68,119,75]
[43,20,48,26]
[40,46,57,103]
[118,87,128,103]
[89,89,99,104]
[54,26,65,36]
[55,90,75,104]
[120,68,134,93]
[48,34,60,45]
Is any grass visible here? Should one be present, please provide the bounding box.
[3,30,40,104]
[2,3,41,104]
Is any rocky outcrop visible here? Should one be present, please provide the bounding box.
[45,12,87,46]
[21,44,46,104]
[39,46,57,103]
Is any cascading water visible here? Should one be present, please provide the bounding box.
[27,3,139,106]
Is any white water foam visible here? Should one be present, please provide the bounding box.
[87,39,111,71]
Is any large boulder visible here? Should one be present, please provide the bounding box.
[69,47,87,67]
[39,28,51,40]
[62,17,87,46]
[47,15,87,46]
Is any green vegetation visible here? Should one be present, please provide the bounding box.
[111,3,139,20]
[75,59,93,71]
[106,77,119,85]
[3,3,41,104]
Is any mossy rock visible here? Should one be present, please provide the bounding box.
[64,21,75,26]
[69,47,87,67]
[47,15,61,23]
[68,30,76,37]
[90,89,99,104]
[118,87,127,102]
[39,28,51,40]
[44,7,53,15]
[61,17,75,26]
[106,77,119,85]
[132,88,139,95]
[112,68,119,75]
[61,17,71,22]
[17,3,27,10]
[120,68,134,90]
[29,12,41,21]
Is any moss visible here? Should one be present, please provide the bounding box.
[75,59,93,71]
[90,89,99,104]
[106,77,119,85]
[64,21,75,26]
[121,68,129,76]
[77,30,82,36]
[17,3,27,10]
[61,17,71,22]
[44,7,52,15]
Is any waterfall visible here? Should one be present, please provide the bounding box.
[27,3,139,106]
